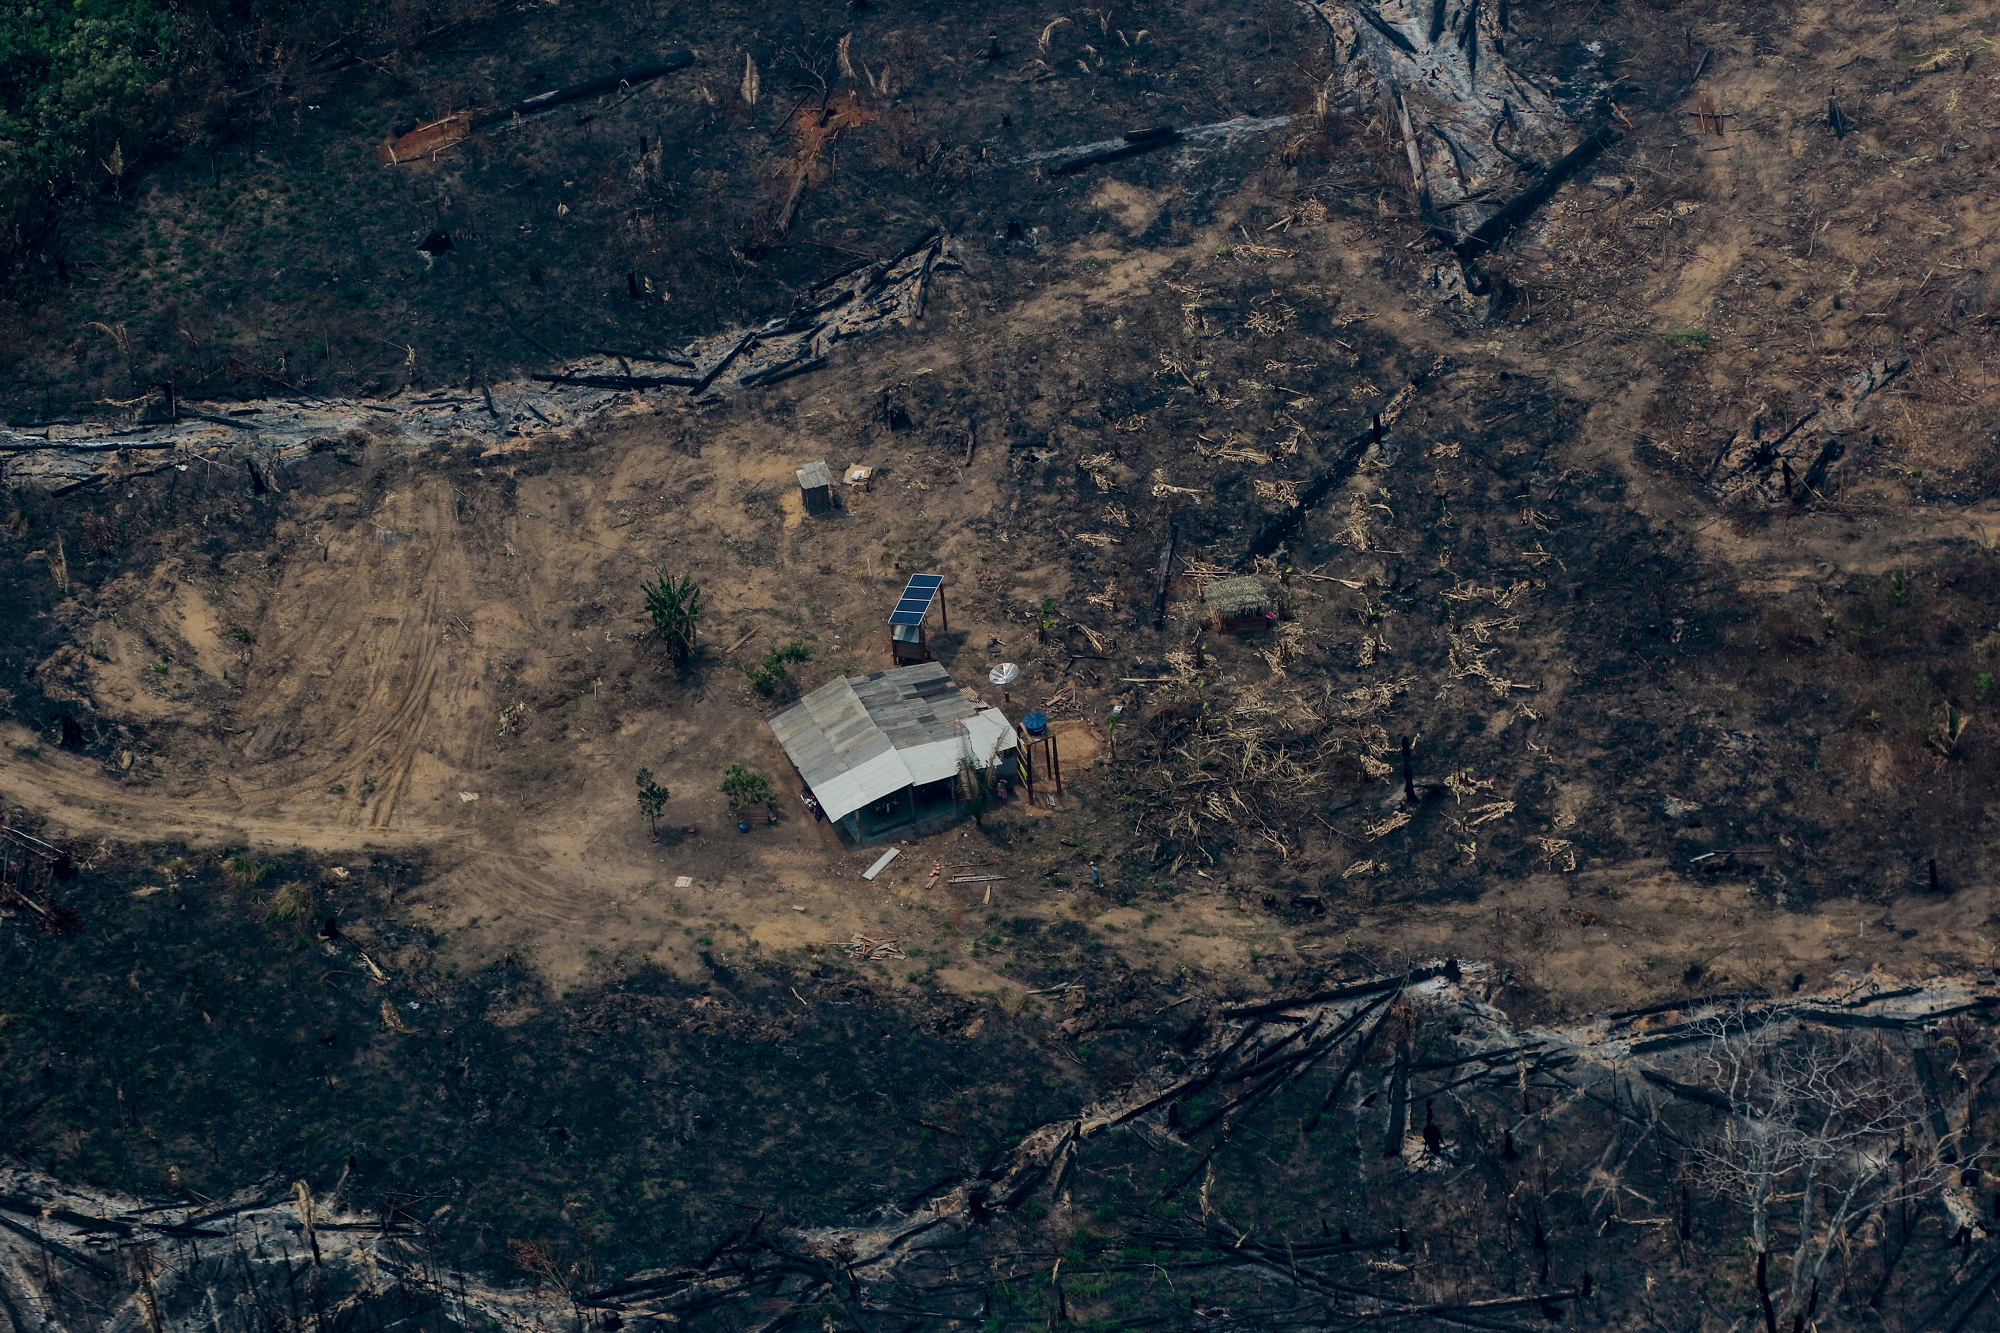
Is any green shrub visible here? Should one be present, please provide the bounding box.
[718,763,773,812]
[744,640,812,696]
[0,2,181,225]
[222,851,272,886]
[0,0,467,271]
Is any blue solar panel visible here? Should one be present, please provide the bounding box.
[888,574,943,625]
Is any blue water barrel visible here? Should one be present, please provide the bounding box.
[1022,712,1049,737]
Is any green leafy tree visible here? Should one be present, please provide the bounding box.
[745,639,813,697]
[642,573,702,665]
[718,763,773,812]
[958,748,994,826]
[634,767,670,833]
[0,2,179,264]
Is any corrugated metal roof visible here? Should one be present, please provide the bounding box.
[1204,575,1272,615]
[960,707,1016,765]
[797,460,835,490]
[767,664,1016,823]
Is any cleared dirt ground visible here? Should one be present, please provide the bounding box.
[9,160,2000,1010]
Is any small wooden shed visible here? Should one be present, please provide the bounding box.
[797,460,837,515]
[887,573,946,666]
[1205,575,1277,634]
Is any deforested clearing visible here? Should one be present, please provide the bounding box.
[4,1,2000,1328]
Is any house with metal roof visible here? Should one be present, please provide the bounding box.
[767,663,1016,844]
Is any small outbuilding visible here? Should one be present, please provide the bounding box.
[887,572,947,666]
[767,663,1016,845]
[1204,575,1278,633]
[796,460,837,515]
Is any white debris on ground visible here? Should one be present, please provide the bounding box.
[1297,0,1589,243]
[1012,115,1296,172]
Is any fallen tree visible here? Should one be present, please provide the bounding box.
[1299,0,1613,301]
[379,53,696,162]
[0,234,957,495]
[0,966,1988,1330]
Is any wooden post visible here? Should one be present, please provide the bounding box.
[1051,729,1063,794]
[938,587,948,633]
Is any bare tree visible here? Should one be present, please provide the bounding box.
[1684,1007,1951,1332]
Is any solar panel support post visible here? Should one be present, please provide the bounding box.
[938,587,948,633]
[888,574,946,665]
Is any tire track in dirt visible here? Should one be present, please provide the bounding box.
[353,524,450,831]
[0,722,576,943]
[5,472,590,941]
[319,503,448,825]
[0,723,452,853]
[424,849,578,930]
[221,480,483,833]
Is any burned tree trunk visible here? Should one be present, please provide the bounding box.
[1300,1,1610,302]
[1707,356,1907,509]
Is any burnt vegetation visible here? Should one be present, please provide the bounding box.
[5,0,2000,1328]
[0,829,1079,1282]
[1,935,1997,1332]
